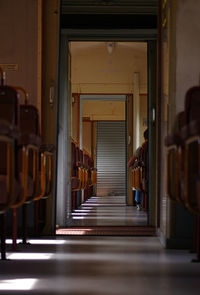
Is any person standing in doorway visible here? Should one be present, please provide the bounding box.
[128,146,143,210]
[128,129,148,211]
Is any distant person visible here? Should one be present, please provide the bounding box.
[128,146,143,211]
[128,129,148,211]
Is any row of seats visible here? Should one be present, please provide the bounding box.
[0,68,55,260]
[165,86,200,261]
[71,141,97,210]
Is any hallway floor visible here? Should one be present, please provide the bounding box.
[1,236,200,294]
[66,195,148,226]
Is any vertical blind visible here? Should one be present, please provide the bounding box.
[96,121,126,196]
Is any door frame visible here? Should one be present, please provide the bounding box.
[56,29,157,227]
[80,94,127,200]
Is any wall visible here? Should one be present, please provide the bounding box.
[82,100,125,121]
[0,0,60,233]
[71,42,147,94]
[0,0,38,107]
[139,94,147,145]
[42,0,60,232]
[159,0,195,248]
[176,0,200,114]
[82,120,92,155]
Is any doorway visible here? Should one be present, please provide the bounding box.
[56,38,156,230]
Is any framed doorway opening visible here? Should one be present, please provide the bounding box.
[56,31,157,230]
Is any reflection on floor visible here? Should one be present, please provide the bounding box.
[56,226,156,236]
[1,236,199,295]
[66,195,148,227]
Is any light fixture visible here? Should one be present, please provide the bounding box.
[106,42,115,54]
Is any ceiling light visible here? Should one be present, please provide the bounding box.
[106,42,115,54]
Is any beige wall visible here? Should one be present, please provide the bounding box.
[82,120,92,155]
[82,100,125,121]
[0,0,38,107]
[71,42,147,94]
[139,94,147,145]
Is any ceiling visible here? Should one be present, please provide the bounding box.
[61,0,158,15]
[70,41,148,94]
[70,41,147,53]
[61,1,158,33]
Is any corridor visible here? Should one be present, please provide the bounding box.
[1,1,200,294]
[66,195,148,227]
[1,236,199,294]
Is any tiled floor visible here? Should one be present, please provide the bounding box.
[67,195,148,226]
[0,236,200,294]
